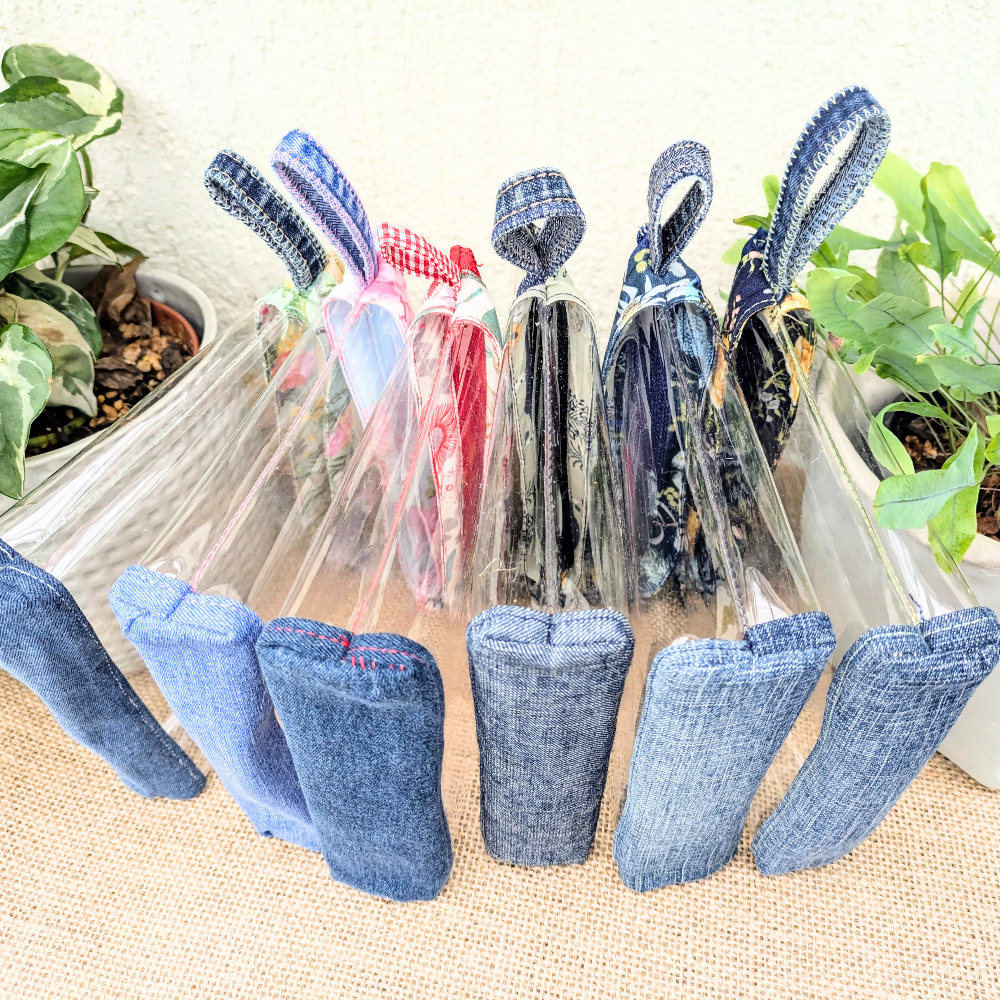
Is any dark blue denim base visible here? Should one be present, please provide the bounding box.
[256,618,452,902]
[467,606,634,867]
[614,613,836,891]
[0,541,205,800]
[109,566,319,851]
[753,607,1000,876]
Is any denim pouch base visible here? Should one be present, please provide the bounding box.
[467,606,634,867]
[0,541,205,800]
[256,618,452,903]
[614,612,836,891]
[109,566,319,851]
[752,607,1000,876]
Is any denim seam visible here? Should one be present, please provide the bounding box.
[494,197,580,227]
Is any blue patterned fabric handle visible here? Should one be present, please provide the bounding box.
[491,167,586,295]
[204,149,327,291]
[764,85,891,299]
[645,141,713,275]
[271,129,379,288]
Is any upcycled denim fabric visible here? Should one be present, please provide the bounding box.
[753,607,1000,876]
[0,541,205,800]
[492,168,586,294]
[721,87,890,469]
[272,129,379,287]
[646,141,713,275]
[613,612,836,891]
[256,618,452,902]
[467,606,634,867]
[204,148,327,291]
[109,566,320,851]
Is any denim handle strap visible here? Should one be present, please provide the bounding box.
[271,129,379,288]
[204,149,327,291]
[377,224,462,289]
[764,86,891,299]
[645,141,713,275]
[491,168,586,295]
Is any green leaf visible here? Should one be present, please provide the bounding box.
[0,129,84,272]
[0,159,44,279]
[875,247,928,305]
[721,234,750,265]
[869,403,915,475]
[6,293,95,414]
[920,176,962,281]
[733,214,769,230]
[1,45,123,149]
[926,162,995,242]
[0,320,52,498]
[961,294,986,333]
[3,264,101,356]
[0,93,100,141]
[844,265,877,302]
[872,152,925,234]
[917,354,1000,395]
[827,225,896,251]
[763,174,780,214]
[928,484,979,569]
[0,75,69,103]
[853,350,876,374]
[810,240,840,268]
[874,427,980,529]
[985,430,1000,466]
[854,293,946,356]
[873,347,941,394]
[928,322,980,359]
[91,230,142,260]
[63,224,118,264]
[805,268,868,342]
[986,414,1000,438]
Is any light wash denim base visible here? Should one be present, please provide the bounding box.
[0,541,205,799]
[467,606,634,867]
[256,618,452,902]
[614,613,836,891]
[753,607,1000,876]
[109,566,319,851]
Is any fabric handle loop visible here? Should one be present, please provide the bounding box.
[271,129,379,289]
[491,168,586,295]
[646,141,713,275]
[203,149,327,291]
[764,85,891,299]
[378,224,462,290]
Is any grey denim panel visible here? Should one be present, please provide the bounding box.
[0,541,205,800]
[645,141,713,275]
[257,619,453,902]
[614,612,836,891]
[753,607,1000,876]
[467,605,634,867]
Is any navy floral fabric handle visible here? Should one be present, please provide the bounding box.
[204,149,327,291]
[645,140,713,276]
[491,167,586,295]
[271,129,379,288]
[764,85,891,299]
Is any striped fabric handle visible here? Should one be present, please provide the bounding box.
[377,224,462,289]
[645,141,713,276]
[271,129,379,288]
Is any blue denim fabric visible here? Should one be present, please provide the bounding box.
[492,168,586,294]
[256,618,452,902]
[764,86,890,298]
[644,141,713,275]
[0,541,205,799]
[204,148,327,291]
[272,129,379,287]
[753,607,1000,876]
[467,606,634,867]
[614,612,836,891]
[109,566,320,851]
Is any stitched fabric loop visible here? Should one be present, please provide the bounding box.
[378,224,462,289]
[491,168,586,295]
[764,86,891,298]
[204,149,327,291]
[272,129,379,288]
[644,141,713,275]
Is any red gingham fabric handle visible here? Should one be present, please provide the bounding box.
[378,224,461,288]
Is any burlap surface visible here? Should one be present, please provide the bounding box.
[2,660,999,999]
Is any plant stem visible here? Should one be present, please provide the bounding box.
[80,148,93,188]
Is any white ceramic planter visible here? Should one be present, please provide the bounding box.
[1,267,217,515]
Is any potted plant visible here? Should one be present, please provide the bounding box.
[725,154,1000,610]
[0,44,216,509]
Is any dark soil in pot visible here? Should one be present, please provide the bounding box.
[26,259,196,457]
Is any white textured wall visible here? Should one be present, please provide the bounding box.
[3,1,999,342]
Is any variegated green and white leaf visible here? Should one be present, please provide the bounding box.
[4,264,102,356]
[0,320,52,498]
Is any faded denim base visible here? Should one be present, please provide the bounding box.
[753,607,1000,876]
[109,566,319,851]
[467,606,634,867]
[614,613,836,891]
[0,541,204,800]
[257,618,452,902]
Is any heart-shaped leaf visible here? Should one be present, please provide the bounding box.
[805,268,868,343]
[3,264,101,356]
[875,247,928,305]
[854,293,946,357]
[0,159,44,278]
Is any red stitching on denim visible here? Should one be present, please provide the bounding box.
[268,626,421,672]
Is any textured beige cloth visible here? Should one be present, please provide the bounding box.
[2,663,999,1000]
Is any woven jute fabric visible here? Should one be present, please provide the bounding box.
[2,654,999,999]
